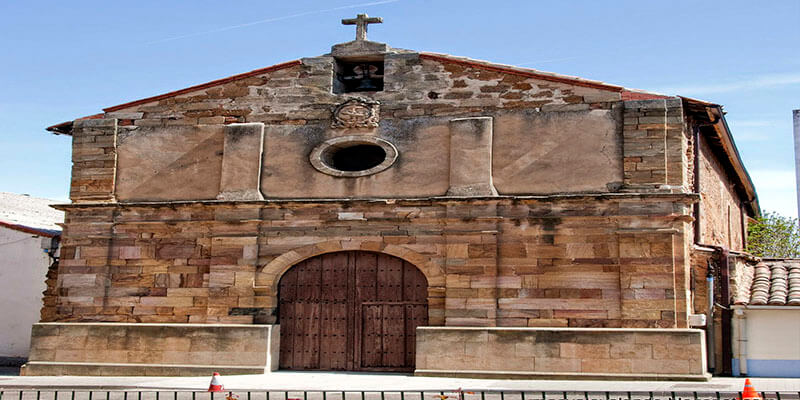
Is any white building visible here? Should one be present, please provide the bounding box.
[0,192,63,366]
[733,259,800,377]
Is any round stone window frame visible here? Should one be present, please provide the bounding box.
[309,135,399,177]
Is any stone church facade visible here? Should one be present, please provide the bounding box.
[25,16,758,379]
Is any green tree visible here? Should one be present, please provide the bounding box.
[746,211,800,258]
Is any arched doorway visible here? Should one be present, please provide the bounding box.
[278,251,428,371]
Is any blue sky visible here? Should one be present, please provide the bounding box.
[1,0,798,217]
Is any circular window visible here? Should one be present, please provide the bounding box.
[310,136,398,177]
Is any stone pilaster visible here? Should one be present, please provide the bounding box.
[217,123,265,201]
[447,117,497,196]
[70,118,117,202]
[622,98,685,191]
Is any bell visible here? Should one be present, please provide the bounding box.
[355,77,378,91]
[352,64,379,91]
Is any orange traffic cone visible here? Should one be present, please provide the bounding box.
[208,372,224,392]
[741,378,762,400]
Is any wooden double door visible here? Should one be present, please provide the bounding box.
[278,251,428,371]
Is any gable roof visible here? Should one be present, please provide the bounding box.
[40,53,757,216]
[419,53,626,92]
[0,192,64,237]
[104,60,302,113]
[46,60,302,134]
[681,96,760,217]
[46,54,670,135]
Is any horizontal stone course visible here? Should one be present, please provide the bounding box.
[47,195,693,329]
[415,327,708,380]
[23,323,279,376]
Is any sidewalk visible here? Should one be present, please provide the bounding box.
[1,371,800,392]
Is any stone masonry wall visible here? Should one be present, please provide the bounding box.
[48,195,696,329]
[43,44,757,379]
[415,327,707,379]
[23,322,278,376]
[70,118,117,203]
[622,99,687,191]
[698,134,746,251]
[88,55,628,202]
[105,54,621,129]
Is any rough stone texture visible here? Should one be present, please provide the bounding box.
[78,54,629,201]
[331,40,389,58]
[492,109,622,194]
[697,134,746,251]
[731,255,756,305]
[447,117,496,196]
[415,327,708,380]
[22,322,279,376]
[621,99,686,191]
[39,44,760,378]
[70,119,117,203]
[116,125,224,201]
[47,195,695,329]
[218,123,265,201]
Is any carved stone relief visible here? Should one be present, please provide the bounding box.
[331,97,380,129]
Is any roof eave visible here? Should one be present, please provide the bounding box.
[0,221,60,238]
[102,60,302,113]
[710,105,761,217]
[46,113,105,136]
[682,97,760,218]
[419,53,626,93]
[44,60,303,136]
[733,304,800,310]
[46,121,74,135]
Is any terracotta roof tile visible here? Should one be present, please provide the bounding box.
[749,260,800,306]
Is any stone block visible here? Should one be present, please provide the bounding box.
[415,327,706,379]
[61,274,98,288]
[581,358,632,373]
[560,343,610,359]
[446,117,497,196]
[25,323,278,376]
[609,343,652,359]
[74,118,117,129]
[217,123,265,200]
[106,112,144,120]
[533,357,581,372]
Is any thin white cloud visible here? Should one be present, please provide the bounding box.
[147,0,401,44]
[728,119,780,142]
[749,169,798,218]
[750,169,796,191]
[728,117,794,142]
[654,72,800,95]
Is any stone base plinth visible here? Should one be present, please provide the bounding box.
[22,323,279,376]
[414,327,709,381]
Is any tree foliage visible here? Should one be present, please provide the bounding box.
[746,211,800,258]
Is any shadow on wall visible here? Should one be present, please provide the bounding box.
[0,356,25,375]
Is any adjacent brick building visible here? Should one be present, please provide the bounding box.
[25,16,759,379]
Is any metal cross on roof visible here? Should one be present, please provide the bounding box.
[342,14,382,41]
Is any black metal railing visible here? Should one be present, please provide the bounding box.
[0,391,797,400]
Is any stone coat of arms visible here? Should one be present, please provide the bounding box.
[331,97,380,129]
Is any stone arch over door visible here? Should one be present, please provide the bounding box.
[277,251,428,371]
[261,240,444,292]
